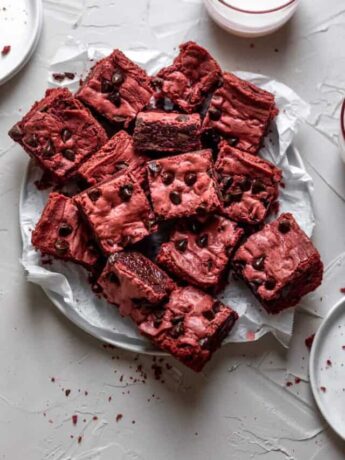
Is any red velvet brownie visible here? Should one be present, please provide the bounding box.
[77,130,148,187]
[74,171,156,255]
[139,286,238,371]
[155,41,222,113]
[215,142,282,225]
[77,49,153,127]
[98,251,175,324]
[32,192,100,270]
[8,88,107,182]
[203,73,278,154]
[233,213,323,314]
[133,112,201,153]
[157,216,244,289]
[147,150,220,220]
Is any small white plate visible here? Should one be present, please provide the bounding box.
[0,0,43,85]
[310,297,345,440]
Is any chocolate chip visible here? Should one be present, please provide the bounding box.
[196,204,208,217]
[154,309,165,320]
[175,239,187,252]
[26,134,38,148]
[9,124,23,141]
[207,259,213,271]
[233,260,245,273]
[109,91,121,107]
[176,115,189,122]
[212,300,222,313]
[121,235,131,246]
[203,309,215,321]
[199,337,210,348]
[184,172,197,186]
[88,189,101,202]
[252,180,266,194]
[43,139,55,157]
[101,79,113,93]
[222,175,233,190]
[169,191,181,205]
[148,161,161,176]
[62,149,75,161]
[265,278,276,290]
[171,315,184,325]
[107,271,120,284]
[154,319,162,328]
[115,161,129,171]
[278,219,291,234]
[239,177,252,192]
[112,69,124,86]
[161,170,175,185]
[170,322,184,338]
[223,190,243,205]
[119,183,133,202]
[145,218,156,232]
[189,220,201,234]
[196,233,208,248]
[55,239,69,255]
[61,128,72,143]
[152,77,163,89]
[253,256,265,271]
[228,136,239,147]
[58,223,73,237]
[202,129,220,148]
[209,107,221,121]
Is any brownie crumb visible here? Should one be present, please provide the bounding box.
[72,415,78,425]
[132,420,136,424]
[52,71,76,82]
[295,377,301,384]
[340,287,345,294]
[286,381,293,387]
[326,359,332,366]
[320,386,327,393]
[152,364,163,380]
[51,377,55,383]
[78,436,82,444]
[305,334,315,350]
[116,414,123,422]
[1,45,11,56]
[93,416,98,421]
[65,389,71,397]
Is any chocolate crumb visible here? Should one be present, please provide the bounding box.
[340,287,345,294]
[326,359,332,366]
[116,413,123,422]
[286,381,293,387]
[305,334,315,350]
[65,389,71,397]
[51,377,55,383]
[320,386,327,393]
[78,436,82,444]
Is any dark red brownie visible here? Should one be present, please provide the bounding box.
[98,251,175,324]
[74,171,156,255]
[77,49,153,127]
[203,72,278,154]
[133,112,201,153]
[215,142,282,225]
[155,41,222,113]
[8,88,107,183]
[147,150,220,220]
[233,213,323,313]
[77,130,148,187]
[139,286,238,371]
[32,192,100,270]
[157,216,244,289]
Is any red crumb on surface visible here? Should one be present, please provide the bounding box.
[78,436,82,444]
[342,345,345,350]
[326,359,332,366]
[93,416,98,421]
[65,389,71,397]
[52,72,76,82]
[51,377,55,382]
[72,415,78,425]
[1,45,11,56]
[295,377,301,384]
[116,414,123,422]
[320,386,327,393]
[305,334,315,350]
[108,396,112,402]
[340,288,345,294]
[286,381,293,387]
[152,364,163,380]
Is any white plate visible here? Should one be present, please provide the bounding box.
[309,297,345,440]
[0,0,43,85]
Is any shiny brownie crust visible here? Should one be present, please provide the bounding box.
[203,72,278,154]
[233,213,323,313]
[215,142,282,225]
[98,251,175,324]
[133,111,202,153]
[8,88,107,182]
[155,41,222,113]
[74,171,156,255]
[139,286,238,371]
[147,150,220,220]
[77,130,148,187]
[157,216,244,289]
[77,49,153,127]
[31,192,100,270]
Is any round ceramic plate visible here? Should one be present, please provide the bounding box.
[309,297,345,440]
[0,0,43,85]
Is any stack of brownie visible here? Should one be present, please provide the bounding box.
[9,42,323,372]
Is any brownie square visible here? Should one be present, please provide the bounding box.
[31,192,100,270]
[155,41,222,113]
[77,49,153,127]
[157,216,244,289]
[77,130,148,187]
[147,150,220,220]
[8,88,107,183]
[203,72,278,154]
[233,213,323,313]
[133,112,201,153]
[139,286,238,372]
[74,171,156,255]
[215,142,282,225]
[98,251,176,325]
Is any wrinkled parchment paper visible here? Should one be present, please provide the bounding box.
[21,38,313,349]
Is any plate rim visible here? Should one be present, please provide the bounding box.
[0,0,43,86]
[309,296,345,440]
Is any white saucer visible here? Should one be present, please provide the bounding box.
[310,296,345,440]
[0,0,43,85]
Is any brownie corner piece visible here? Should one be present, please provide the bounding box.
[133,111,201,153]
[156,41,222,113]
[8,88,107,183]
[147,149,220,220]
[203,72,278,154]
[98,251,175,324]
[74,171,156,255]
[77,49,153,126]
[233,213,323,313]
[139,286,238,371]
[31,192,100,270]
[215,142,282,225]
